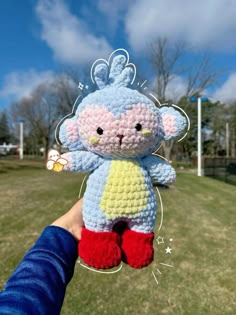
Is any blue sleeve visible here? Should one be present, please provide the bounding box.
[0,226,78,315]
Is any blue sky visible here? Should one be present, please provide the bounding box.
[1,0,236,109]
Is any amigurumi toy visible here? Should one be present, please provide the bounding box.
[50,49,188,270]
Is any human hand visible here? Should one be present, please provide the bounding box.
[51,199,84,241]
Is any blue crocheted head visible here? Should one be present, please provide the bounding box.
[58,50,187,158]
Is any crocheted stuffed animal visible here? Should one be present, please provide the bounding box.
[50,50,188,270]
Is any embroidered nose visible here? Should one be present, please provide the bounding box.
[117,134,124,145]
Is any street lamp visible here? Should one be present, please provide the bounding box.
[190,96,208,176]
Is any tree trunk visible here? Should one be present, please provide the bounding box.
[231,128,236,157]
[159,141,174,161]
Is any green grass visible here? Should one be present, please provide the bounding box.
[0,160,236,315]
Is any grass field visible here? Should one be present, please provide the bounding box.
[0,160,236,315]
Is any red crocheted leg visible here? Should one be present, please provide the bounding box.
[78,228,121,269]
[121,229,154,268]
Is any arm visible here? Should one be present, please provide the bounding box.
[0,226,78,315]
[0,199,83,315]
[62,150,104,172]
[142,155,176,185]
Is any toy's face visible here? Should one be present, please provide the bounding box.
[78,103,161,158]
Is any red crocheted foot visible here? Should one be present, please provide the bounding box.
[78,228,121,269]
[121,229,154,269]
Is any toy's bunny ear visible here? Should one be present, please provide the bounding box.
[90,49,136,89]
[91,61,109,89]
[160,105,189,141]
[108,49,136,87]
[56,116,84,151]
[90,59,109,89]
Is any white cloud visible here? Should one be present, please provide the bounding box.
[36,0,113,65]
[165,75,188,102]
[212,73,236,104]
[97,0,131,34]
[150,75,188,102]
[0,69,54,100]
[125,0,236,52]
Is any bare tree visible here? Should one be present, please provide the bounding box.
[11,74,79,156]
[185,52,221,97]
[150,37,187,102]
[150,37,221,160]
[49,74,79,114]
[228,103,236,157]
[0,110,11,144]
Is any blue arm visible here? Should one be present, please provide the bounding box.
[0,226,77,315]
[62,150,104,172]
[142,155,176,185]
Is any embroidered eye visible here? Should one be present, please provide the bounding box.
[97,127,104,135]
[135,123,142,131]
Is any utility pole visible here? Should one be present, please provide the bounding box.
[19,119,24,160]
[190,96,208,176]
[197,98,202,176]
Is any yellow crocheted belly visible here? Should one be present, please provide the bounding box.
[100,160,148,219]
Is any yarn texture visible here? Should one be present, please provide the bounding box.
[54,49,188,269]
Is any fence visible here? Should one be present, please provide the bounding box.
[204,157,236,185]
